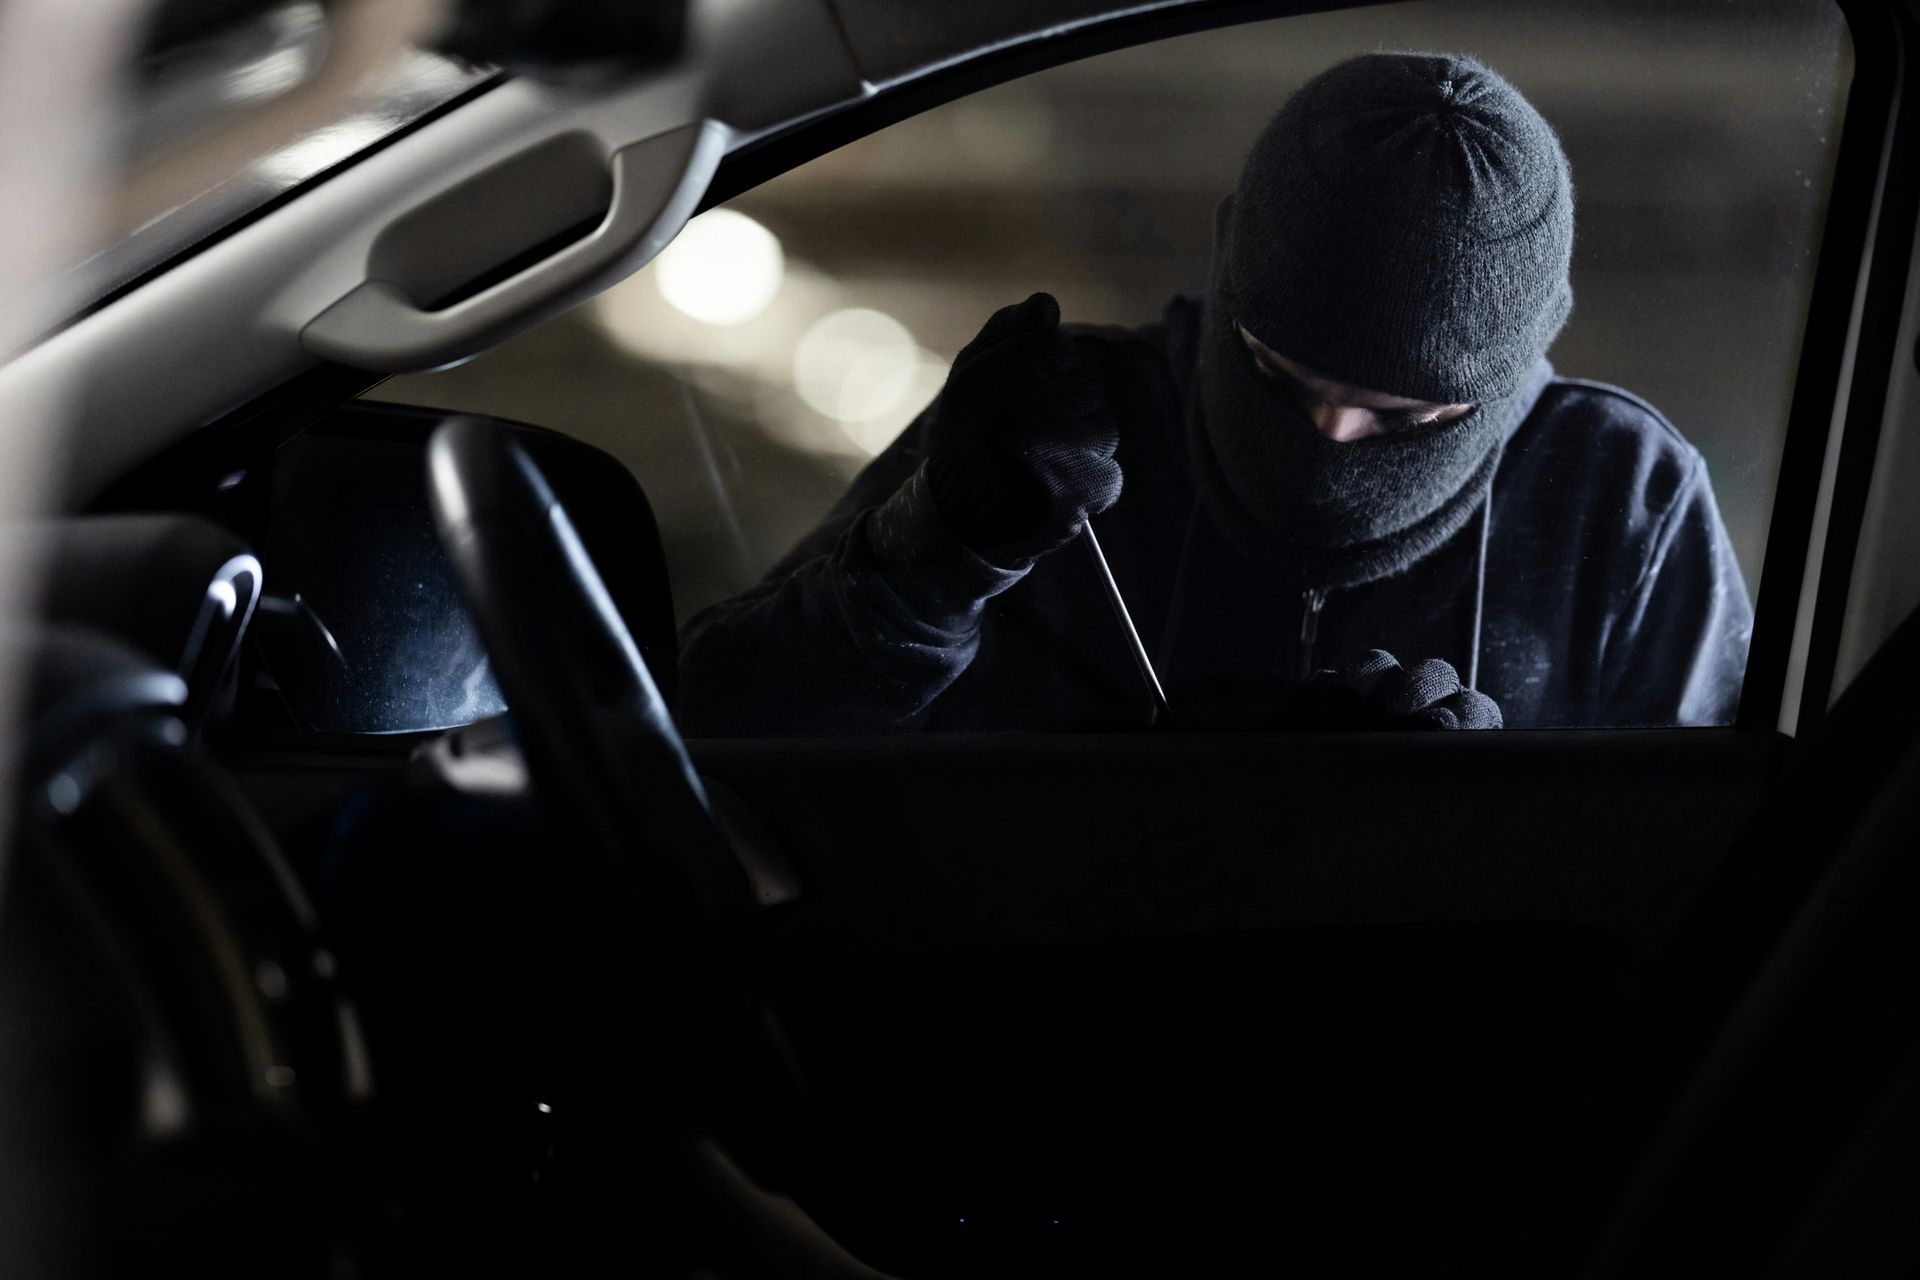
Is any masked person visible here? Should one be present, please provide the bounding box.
[678,52,1754,734]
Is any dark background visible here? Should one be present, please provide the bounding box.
[378,0,1852,629]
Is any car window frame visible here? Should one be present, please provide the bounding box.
[1735,0,1915,740]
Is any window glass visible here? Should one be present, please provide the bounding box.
[379,0,1851,735]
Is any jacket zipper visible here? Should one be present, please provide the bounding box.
[1297,587,1327,682]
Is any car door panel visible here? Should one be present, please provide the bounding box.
[694,729,1774,952]
[688,728,1777,1270]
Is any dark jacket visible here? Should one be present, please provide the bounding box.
[680,298,1753,734]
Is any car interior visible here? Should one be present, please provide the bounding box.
[2,0,1918,1276]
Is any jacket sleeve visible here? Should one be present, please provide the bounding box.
[676,402,1028,735]
[1600,454,1755,727]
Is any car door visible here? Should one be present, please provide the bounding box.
[354,1,1910,1273]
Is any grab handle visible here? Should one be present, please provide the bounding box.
[301,119,724,372]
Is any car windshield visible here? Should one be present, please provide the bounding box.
[56,8,492,323]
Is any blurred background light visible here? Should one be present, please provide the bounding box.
[838,356,949,456]
[219,4,326,104]
[655,208,785,325]
[793,308,919,424]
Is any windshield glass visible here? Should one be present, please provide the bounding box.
[58,9,492,322]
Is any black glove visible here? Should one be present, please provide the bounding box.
[1288,649,1503,730]
[923,292,1123,564]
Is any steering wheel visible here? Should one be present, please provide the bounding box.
[426,416,749,915]
[423,417,804,1164]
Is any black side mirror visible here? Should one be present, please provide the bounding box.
[254,401,676,735]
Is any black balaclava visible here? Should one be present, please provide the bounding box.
[1190,52,1573,589]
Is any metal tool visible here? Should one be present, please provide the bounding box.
[1082,520,1172,726]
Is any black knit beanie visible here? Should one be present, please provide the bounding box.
[1224,51,1573,404]
[1188,51,1572,589]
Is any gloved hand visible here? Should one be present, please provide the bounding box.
[923,292,1123,565]
[1288,649,1503,730]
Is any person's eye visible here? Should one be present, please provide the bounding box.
[1378,408,1446,433]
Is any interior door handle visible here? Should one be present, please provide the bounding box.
[300,120,726,373]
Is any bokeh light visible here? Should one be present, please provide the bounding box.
[655,208,785,326]
[793,308,920,426]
